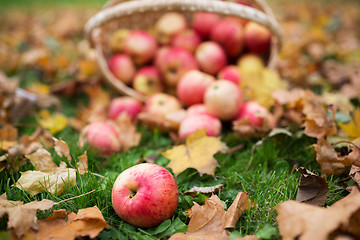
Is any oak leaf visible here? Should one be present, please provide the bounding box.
[162,130,228,176]
[0,195,55,239]
[276,190,360,240]
[24,206,109,239]
[169,192,254,240]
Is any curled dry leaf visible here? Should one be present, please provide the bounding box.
[0,196,55,239]
[24,206,109,240]
[14,148,76,196]
[349,165,360,190]
[276,190,360,240]
[184,184,224,198]
[169,192,254,240]
[162,130,228,176]
[77,151,88,174]
[295,167,329,206]
[54,137,72,162]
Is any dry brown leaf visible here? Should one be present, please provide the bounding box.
[15,148,76,196]
[162,130,228,176]
[169,193,254,240]
[349,165,360,189]
[233,235,259,240]
[276,190,360,240]
[24,206,109,239]
[137,111,183,133]
[184,184,224,197]
[114,114,142,152]
[301,90,337,139]
[0,197,55,239]
[295,167,329,206]
[54,137,71,162]
[77,151,88,174]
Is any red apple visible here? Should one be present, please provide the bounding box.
[178,113,222,141]
[171,29,202,54]
[80,121,120,154]
[237,101,269,127]
[112,163,179,228]
[192,12,220,39]
[218,65,242,86]
[144,92,182,116]
[204,80,243,121]
[195,41,227,75]
[176,70,215,107]
[132,66,163,96]
[123,30,158,66]
[244,22,272,54]
[108,54,136,84]
[210,18,244,57]
[155,12,187,45]
[108,97,143,121]
[157,47,198,87]
[109,28,130,53]
[154,46,170,70]
[186,103,214,117]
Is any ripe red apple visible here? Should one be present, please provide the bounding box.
[237,101,269,127]
[210,18,244,57]
[195,41,227,75]
[157,47,198,87]
[112,163,179,228]
[192,12,220,39]
[132,66,163,96]
[176,70,215,106]
[108,54,136,84]
[108,97,143,121]
[154,12,187,45]
[178,113,222,141]
[80,121,120,154]
[204,80,243,121]
[144,92,182,116]
[244,22,272,54]
[218,65,242,87]
[123,30,158,66]
[109,28,130,53]
[171,29,202,54]
[186,103,214,117]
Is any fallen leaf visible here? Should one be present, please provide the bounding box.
[114,113,142,152]
[37,109,68,134]
[15,148,77,196]
[295,167,329,206]
[184,184,224,197]
[301,90,337,139]
[77,151,88,174]
[0,196,55,239]
[349,165,360,189]
[169,193,254,240]
[54,137,72,162]
[162,130,228,176]
[24,206,109,239]
[137,111,183,133]
[233,236,259,240]
[275,190,360,240]
[338,108,360,139]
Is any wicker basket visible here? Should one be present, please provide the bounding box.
[85,0,282,102]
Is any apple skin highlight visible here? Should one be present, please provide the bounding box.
[112,163,179,228]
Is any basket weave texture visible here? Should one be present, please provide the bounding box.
[85,0,282,102]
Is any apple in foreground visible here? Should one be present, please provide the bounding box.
[112,163,179,228]
[204,80,243,121]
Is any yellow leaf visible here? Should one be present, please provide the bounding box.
[338,108,360,139]
[162,130,228,176]
[37,109,68,134]
[27,82,50,95]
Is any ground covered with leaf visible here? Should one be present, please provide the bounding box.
[1,0,360,239]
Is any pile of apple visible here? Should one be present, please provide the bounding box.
[103,2,273,143]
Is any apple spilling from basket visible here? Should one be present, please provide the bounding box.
[92,4,275,229]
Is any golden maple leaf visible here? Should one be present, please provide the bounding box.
[162,130,228,176]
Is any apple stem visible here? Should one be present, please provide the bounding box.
[129,190,137,198]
